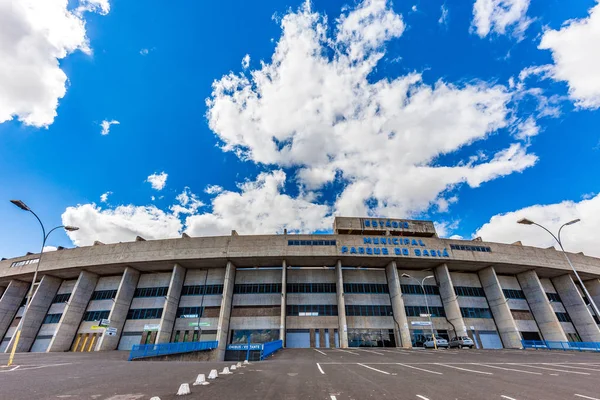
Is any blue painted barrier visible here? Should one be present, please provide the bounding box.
[128,340,218,361]
[261,340,283,360]
[522,339,600,352]
[225,340,283,361]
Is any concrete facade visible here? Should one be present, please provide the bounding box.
[385,261,411,348]
[280,260,287,346]
[0,280,29,343]
[216,261,235,360]
[156,264,186,344]
[435,263,468,337]
[552,274,600,342]
[335,260,348,348]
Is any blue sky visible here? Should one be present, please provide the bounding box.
[1,0,600,258]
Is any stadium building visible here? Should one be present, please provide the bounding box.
[1,216,600,359]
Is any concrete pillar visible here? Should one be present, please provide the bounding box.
[478,267,521,348]
[385,261,411,348]
[335,260,348,348]
[280,259,287,346]
[5,275,62,352]
[517,270,568,341]
[583,279,600,321]
[48,271,99,352]
[435,263,468,337]
[0,280,29,342]
[0,287,4,299]
[96,267,140,351]
[552,274,600,342]
[216,261,236,360]
[156,263,186,344]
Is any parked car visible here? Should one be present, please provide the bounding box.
[424,337,448,348]
[449,336,475,349]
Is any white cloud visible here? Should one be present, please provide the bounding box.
[170,188,204,217]
[411,5,417,12]
[62,203,182,246]
[206,0,537,221]
[474,193,600,257]
[434,220,460,238]
[514,116,539,140]
[140,48,149,55]
[0,0,109,128]
[42,246,58,252]
[151,196,156,201]
[471,0,531,39]
[439,4,449,25]
[100,191,112,203]
[205,184,223,194]
[146,172,168,191]
[538,3,600,109]
[241,54,250,69]
[100,119,119,135]
[77,0,110,15]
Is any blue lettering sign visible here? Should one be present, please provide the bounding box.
[359,247,365,254]
[363,238,372,244]
[392,238,399,245]
[419,239,425,246]
[386,220,391,227]
[341,246,348,254]
[392,221,398,228]
[373,238,379,245]
[404,238,410,245]
[374,248,381,255]
[364,220,371,227]
[414,249,421,256]
[394,248,401,255]
[382,248,389,255]
[350,247,357,254]
[403,248,409,256]
[366,248,373,255]
[422,249,429,256]
[403,222,409,228]
[411,239,418,246]
[442,248,449,257]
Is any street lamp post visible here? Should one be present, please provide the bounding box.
[402,273,437,350]
[7,200,78,366]
[517,218,600,322]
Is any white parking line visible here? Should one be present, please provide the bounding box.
[317,363,325,375]
[337,349,360,355]
[435,363,493,375]
[575,395,600,400]
[397,363,443,375]
[517,365,590,375]
[501,396,518,400]
[552,364,600,372]
[357,349,385,355]
[473,364,541,375]
[357,363,390,375]
[416,395,430,400]
[330,395,337,400]
[314,349,327,356]
[0,363,72,373]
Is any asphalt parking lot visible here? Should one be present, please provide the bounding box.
[1,348,599,400]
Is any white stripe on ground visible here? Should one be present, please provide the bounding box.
[358,349,385,355]
[357,363,390,375]
[330,396,337,400]
[10,366,20,371]
[317,363,325,375]
[551,364,600,372]
[472,364,542,375]
[435,363,493,375]
[501,396,518,400]
[314,349,327,356]
[337,349,360,355]
[575,395,600,400]
[516,365,590,375]
[397,363,443,375]
[416,395,430,400]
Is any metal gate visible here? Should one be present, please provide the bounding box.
[479,331,503,349]
[118,333,142,351]
[286,329,310,348]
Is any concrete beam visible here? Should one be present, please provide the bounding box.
[5,275,62,353]
[48,271,99,352]
[517,270,568,341]
[478,267,521,348]
[335,260,348,348]
[583,278,600,320]
[156,264,186,343]
[96,267,140,351]
[216,261,236,360]
[385,261,411,348]
[435,263,468,337]
[552,274,600,342]
[0,280,29,342]
[280,260,287,346]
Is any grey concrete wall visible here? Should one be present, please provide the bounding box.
[345,294,390,306]
[5,275,61,353]
[517,270,568,341]
[287,316,338,329]
[0,280,29,342]
[344,269,387,283]
[435,263,468,337]
[287,293,337,305]
[235,269,281,283]
[216,261,236,360]
[583,278,600,319]
[280,260,287,346]
[184,268,225,285]
[97,267,140,351]
[385,261,411,348]
[156,264,186,343]
[478,267,521,348]
[552,274,600,341]
[287,269,335,283]
[48,271,99,352]
[335,260,348,348]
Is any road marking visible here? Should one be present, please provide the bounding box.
[416,395,430,400]
[435,363,493,375]
[501,396,518,400]
[314,349,327,356]
[0,363,72,373]
[472,364,542,375]
[516,365,590,375]
[330,396,337,400]
[357,349,385,355]
[575,395,600,400]
[316,363,325,375]
[397,363,443,375]
[357,363,390,375]
[337,349,360,355]
[551,364,600,372]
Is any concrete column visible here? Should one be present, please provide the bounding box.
[385,261,411,348]
[0,287,4,299]
[478,267,521,348]
[96,267,140,351]
[48,271,99,352]
[280,259,287,346]
[517,270,568,341]
[583,279,600,321]
[216,261,236,360]
[552,274,600,342]
[0,280,29,342]
[435,264,468,338]
[335,260,348,348]
[5,275,62,352]
[156,263,186,344]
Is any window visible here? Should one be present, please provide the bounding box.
[345,305,393,316]
[133,287,169,298]
[460,307,492,318]
[555,312,572,323]
[43,313,62,324]
[344,283,389,294]
[286,283,337,293]
[52,293,71,303]
[234,283,282,294]
[286,304,338,316]
[287,240,337,246]
[126,308,163,320]
[511,310,534,320]
[176,307,203,318]
[404,306,446,317]
[181,285,224,296]
[401,284,439,295]
[454,286,486,297]
[10,258,39,268]
[91,290,118,301]
[449,244,491,252]
[546,292,562,302]
[503,289,526,300]
[83,310,110,321]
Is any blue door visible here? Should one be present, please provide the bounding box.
[286,329,310,348]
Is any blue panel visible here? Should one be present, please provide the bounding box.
[286,330,310,348]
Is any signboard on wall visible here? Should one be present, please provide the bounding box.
[411,321,432,326]
[143,324,160,331]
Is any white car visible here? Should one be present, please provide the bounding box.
[424,337,448,348]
